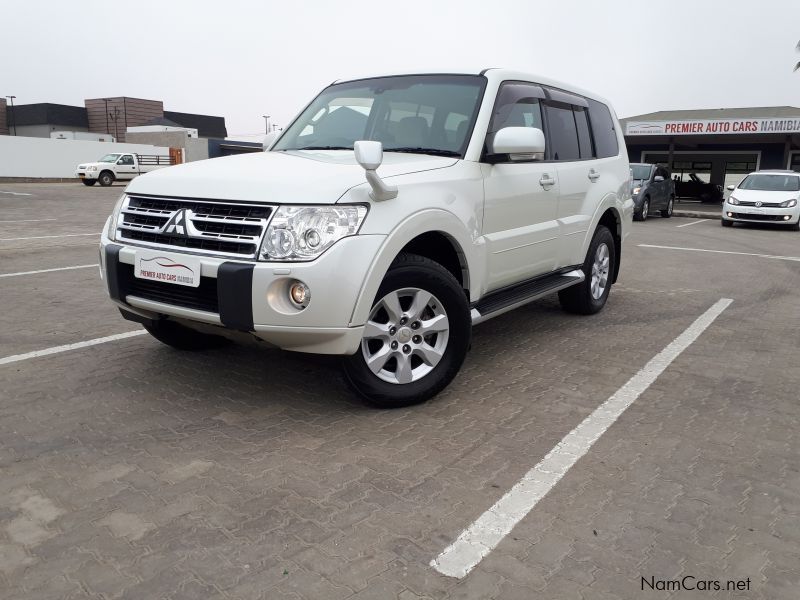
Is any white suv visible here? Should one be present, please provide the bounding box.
[100,69,633,407]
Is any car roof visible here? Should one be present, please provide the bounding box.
[753,169,799,175]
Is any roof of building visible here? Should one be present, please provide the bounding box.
[141,116,184,128]
[8,103,89,128]
[164,110,227,138]
[621,106,800,124]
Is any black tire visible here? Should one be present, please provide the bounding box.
[98,171,115,187]
[635,198,649,222]
[791,221,800,231]
[143,320,231,351]
[721,219,733,227]
[81,179,96,186]
[558,225,616,315]
[342,252,471,408]
[661,196,674,218]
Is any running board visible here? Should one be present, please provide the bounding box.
[471,269,585,325]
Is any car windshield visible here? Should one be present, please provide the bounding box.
[631,165,651,180]
[738,174,800,192]
[273,74,486,158]
[98,154,121,163]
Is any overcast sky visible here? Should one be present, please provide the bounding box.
[3,0,799,140]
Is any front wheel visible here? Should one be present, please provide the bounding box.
[342,253,470,408]
[558,225,616,315]
[81,179,96,186]
[661,196,674,218]
[635,198,649,222]
[721,219,733,228]
[143,320,231,351]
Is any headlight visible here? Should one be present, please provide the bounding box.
[89,166,98,172]
[107,194,127,241]
[728,196,739,205]
[259,205,368,261]
[632,187,641,195]
[780,199,798,208]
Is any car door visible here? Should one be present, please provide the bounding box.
[116,155,137,179]
[481,82,560,291]
[542,93,596,267]
[654,166,668,208]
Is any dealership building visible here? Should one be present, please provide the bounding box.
[621,106,800,190]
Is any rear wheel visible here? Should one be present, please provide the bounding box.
[342,253,470,408]
[98,171,115,187]
[143,320,231,351]
[661,196,674,218]
[559,225,615,315]
[81,179,96,186]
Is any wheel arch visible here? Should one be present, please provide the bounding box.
[597,207,622,283]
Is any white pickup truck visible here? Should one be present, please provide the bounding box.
[100,68,633,407]
[76,153,173,187]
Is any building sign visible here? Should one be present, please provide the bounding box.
[626,117,800,136]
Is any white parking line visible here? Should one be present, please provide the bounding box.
[675,219,709,228]
[0,233,99,241]
[0,264,98,278]
[0,191,34,196]
[639,244,800,262]
[0,218,57,224]
[0,330,147,367]
[430,298,733,579]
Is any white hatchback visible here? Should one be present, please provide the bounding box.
[723,170,800,230]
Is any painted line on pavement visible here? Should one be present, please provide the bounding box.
[0,330,147,367]
[0,191,34,196]
[0,264,98,278]
[0,233,99,241]
[0,218,57,224]
[675,219,708,228]
[639,244,800,262]
[430,298,733,579]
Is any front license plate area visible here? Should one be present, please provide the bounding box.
[134,250,201,288]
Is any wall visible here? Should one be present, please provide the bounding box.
[185,137,210,162]
[13,124,91,138]
[0,136,169,178]
[125,130,188,149]
[0,99,7,136]
[85,97,164,143]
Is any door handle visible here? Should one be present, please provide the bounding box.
[588,169,600,182]
[539,174,556,188]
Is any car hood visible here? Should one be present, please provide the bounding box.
[77,162,109,169]
[730,188,800,202]
[125,150,458,203]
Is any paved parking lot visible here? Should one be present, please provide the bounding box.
[1,183,798,599]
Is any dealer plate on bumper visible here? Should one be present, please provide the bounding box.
[134,249,201,288]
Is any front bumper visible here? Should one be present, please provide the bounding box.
[76,170,98,180]
[100,231,387,354]
[722,203,800,224]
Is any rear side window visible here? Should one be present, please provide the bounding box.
[544,104,580,161]
[587,99,619,158]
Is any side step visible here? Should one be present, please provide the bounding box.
[471,269,585,325]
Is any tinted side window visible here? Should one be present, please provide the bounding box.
[574,107,594,159]
[587,99,619,158]
[544,104,580,161]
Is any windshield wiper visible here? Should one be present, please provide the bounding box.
[383,147,461,157]
[291,145,352,151]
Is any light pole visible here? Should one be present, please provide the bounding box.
[103,99,111,134]
[6,96,17,136]
[109,106,120,141]
[262,115,271,134]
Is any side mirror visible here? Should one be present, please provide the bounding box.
[726,184,735,191]
[354,140,397,201]
[654,175,664,182]
[263,131,280,151]
[490,127,546,159]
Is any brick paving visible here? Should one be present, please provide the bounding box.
[1,183,798,599]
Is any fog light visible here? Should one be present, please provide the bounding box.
[289,281,310,308]
[784,215,791,221]
[727,212,734,217]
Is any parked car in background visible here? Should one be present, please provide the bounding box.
[722,170,800,230]
[76,153,174,187]
[674,172,723,203]
[630,163,674,221]
[99,68,633,407]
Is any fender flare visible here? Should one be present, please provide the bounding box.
[349,209,484,326]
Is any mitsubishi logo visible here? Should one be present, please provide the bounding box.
[163,209,188,235]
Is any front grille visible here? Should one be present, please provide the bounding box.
[118,263,219,313]
[116,194,274,258]
[730,212,786,221]
[737,200,782,207]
